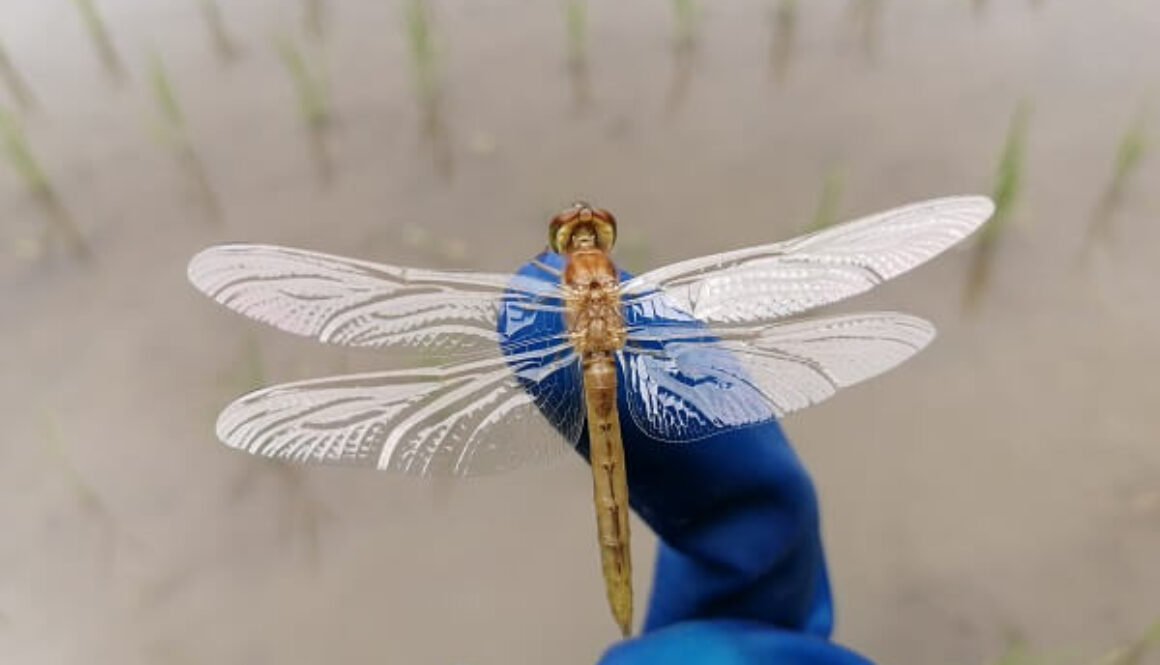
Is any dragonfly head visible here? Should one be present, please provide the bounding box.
[549,202,618,254]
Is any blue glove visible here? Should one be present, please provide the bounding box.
[500,251,873,665]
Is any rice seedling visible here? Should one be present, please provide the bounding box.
[403,0,453,178]
[146,53,221,222]
[0,39,36,110]
[147,53,184,140]
[39,410,140,571]
[405,0,439,104]
[991,635,1033,665]
[0,108,48,193]
[1086,109,1147,247]
[843,0,884,62]
[73,0,124,80]
[981,621,1160,665]
[806,167,843,232]
[275,36,329,129]
[225,455,333,571]
[769,0,798,83]
[964,102,1029,312]
[196,0,239,64]
[220,340,333,571]
[563,0,591,109]
[564,0,587,68]
[304,0,327,40]
[665,28,697,111]
[1093,620,1160,665]
[275,35,333,185]
[0,107,88,258]
[671,0,698,53]
[664,0,701,111]
[215,336,334,570]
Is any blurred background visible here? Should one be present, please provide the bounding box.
[1,1,1158,664]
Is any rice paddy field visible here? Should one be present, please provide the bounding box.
[1,1,1158,664]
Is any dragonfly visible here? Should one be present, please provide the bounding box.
[187,195,993,637]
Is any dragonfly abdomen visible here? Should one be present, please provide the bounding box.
[582,352,633,637]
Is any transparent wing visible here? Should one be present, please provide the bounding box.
[187,244,567,358]
[214,344,585,476]
[620,312,935,442]
[621,196,993,325]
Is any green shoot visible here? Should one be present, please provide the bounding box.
[403,0,452,177]
[1111,116,1148,189]
[147,52,184,141]
[671,0,698,52]
[844,0,884,61]
[39,410,139,564]
[146,53,221,222]
[979,621,1160,665]
[564,0,587,68]
[666,0,699,111]
[0,107,48,194]
[992,636,1034,665]
[223,340,331,571]
[275,35,332,184]
[304,0,326,40]
[1087,110,1147,244]
[1093,620,1160,665]
[672,0,698,49]
[275,36,329,129]
[770,0,798,82]
[807,167,843,232]
[405,0,439,103]
[982,102,1029,247]
[196,0,239,63]
[0,107,89,257]
[563,0,591,108]
[964,102,1029,311]
[73,0,124,79]
[0,39,36,110]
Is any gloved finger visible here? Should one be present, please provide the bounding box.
[501,252,832,634]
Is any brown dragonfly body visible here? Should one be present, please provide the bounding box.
[550,203,633,636]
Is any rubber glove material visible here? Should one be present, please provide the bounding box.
[500,251,869,665]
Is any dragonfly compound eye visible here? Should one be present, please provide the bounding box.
[549,204,617,253]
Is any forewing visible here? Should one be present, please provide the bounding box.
[187,244,566,358]
[621,196,993,325]
[620,312,935,442]
[214,345,585,476]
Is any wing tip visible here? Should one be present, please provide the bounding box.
[936,194,996,228]
[186,246,216,293]
[894,311,938,348]
[187,243,284,294]
[953,193,996,218]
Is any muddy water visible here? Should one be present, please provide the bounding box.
[1,1,1158,664]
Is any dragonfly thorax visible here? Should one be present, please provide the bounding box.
[563,249,626,355]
